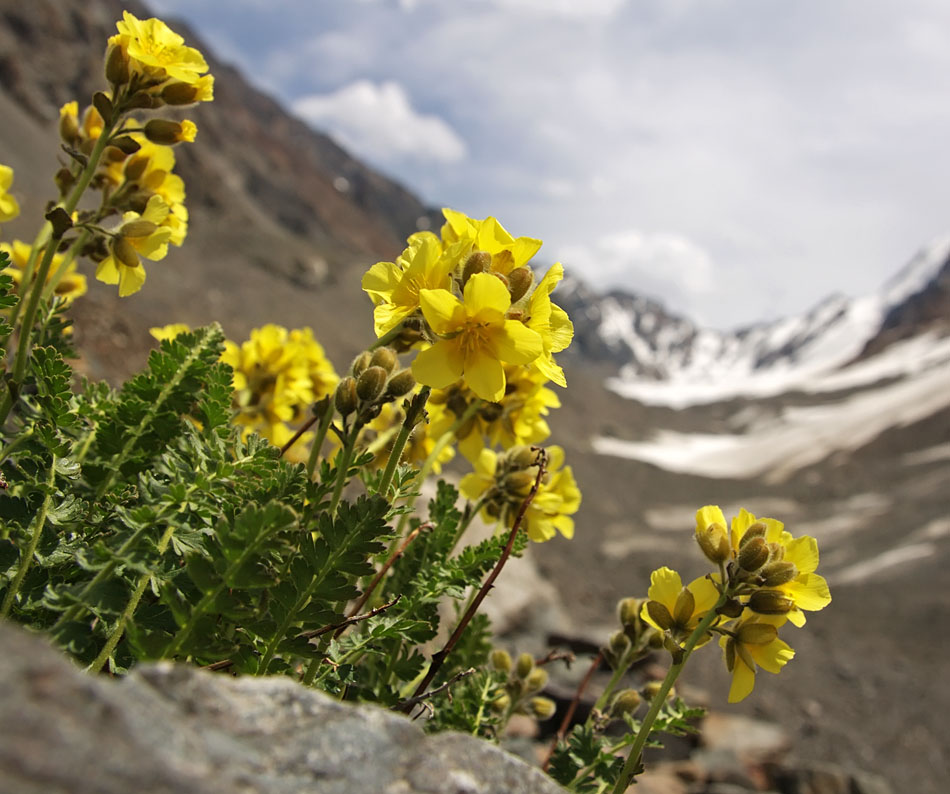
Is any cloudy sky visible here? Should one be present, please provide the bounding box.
[149,0,950,329]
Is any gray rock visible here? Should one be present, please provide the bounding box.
[0,621,566,794]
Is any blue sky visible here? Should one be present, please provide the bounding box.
[149,0,950,329]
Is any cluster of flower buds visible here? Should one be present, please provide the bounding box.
[335,346,416,425]
[488,649,556,721]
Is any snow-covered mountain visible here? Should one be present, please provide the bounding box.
[560,236,950,407]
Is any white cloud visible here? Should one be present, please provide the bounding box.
[559,230,715,306]
[292,80,467,165]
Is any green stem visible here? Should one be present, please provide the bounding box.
[328,422,360,517]
[368,322,406,351]
[301,656,321,686]
[377,386,430,497]
[0,453,56,618]
[608,596,728,794]
[0,427,33,465]
[85,523,178,674]
[470,673,495,736]
[305,397,335,479]
[593,644,640,713]
[41,229,89,301]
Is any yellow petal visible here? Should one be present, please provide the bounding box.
[781,573,831,612]
[696,505,727,533]
[412,341,463,388]
[687,574,721,616]
[118,263,146,297]
[464,348,506,402]
[362,260,402,303]
[784,535,820,574]
[495,320,543,365]
[646,566,683,610]
[749,637,795,674]
[419,288,464,335]
[95,256,120,285]
[728,658,756,703]
[459,472,488,501]
[464,272,510,320]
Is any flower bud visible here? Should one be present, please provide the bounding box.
[748,589,795,615]
[351,351,372,377]
[507,267,534,302]
[123,155,149,182]
[717,597,744,618]
[384,369,416,399]
[697,521,731,564]
[54,168,75,196]
[161,81,199,105]
[529,696,556,720]
[143,118,197,145]
[462,250,491,284]
[758,561,798,587]
[356,365,388,402]
[525,667,549,693]
[515,652,534,679]
[104,39,130,85]
[607,629,631,658]
[92,91,114,125]
[643,681,666,700]
[334,376,358,416]
[506,445,538,470]
[490,694,511,714]
[110,135,142,156]
[672,588,695,626]
[738,536,769,572]
[617,597,641,629]
[59,109,79,145]
[503,470,536,498]
[610,689,642,717]
[739,521,768,547]
[110,237,140,269]
[490,649,512,673]
[370,346,398,373]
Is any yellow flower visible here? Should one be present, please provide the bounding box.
[95,195,173,296]
[221,324,338,442]
[0,164,20,224]
[522,263,573,387]
[114,12,210,87]
[459,445,580,543]
[441,209,542,276]
[698,506,832,626]
[149,323,190,342]
[429,365,559,462]
[413,272,543,401]
[1,240,87,304]
[720,611,794,703]
[362,231,452,337]
[640,567,722,646]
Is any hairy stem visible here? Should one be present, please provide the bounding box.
[377,386,430,497]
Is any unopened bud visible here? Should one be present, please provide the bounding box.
[507,445,538,470]
[717,598,744,618]
[617,597,641,629]
[608,629,631,657]
[123,155,149,182]
[490,694,511,714]
[503,470,536,497]
[610,689,642,717]
[515,652,534,679]
[351,351,372,377]
[54,168,75,196]
[525,667,548,693]
[110,237,140,269]
[643,681,665,700]
[334,376,358,416]
[530,696,556,720]
[370,346,398,373]
[104,40,130,85]
[759,561,798,587]
[384,369,415,399]
[738,536,769,572]
[748,589,795,615]
[739,521,769,547]
[125,91,155,110]
[490,649,512,673]
[697,521,732,564]
[59,111,79,145]
[462,250,491,284]
[143,118,196,145]
[356,366,387,402]
[161,81,199,105]
[506,267,533,302]
[110,135,142,156]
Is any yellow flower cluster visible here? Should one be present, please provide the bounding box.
[1,239,87,304]
[220,324,339,451]
[363,210,581,542]
[0,163,19,226]
[641,506,831,702]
